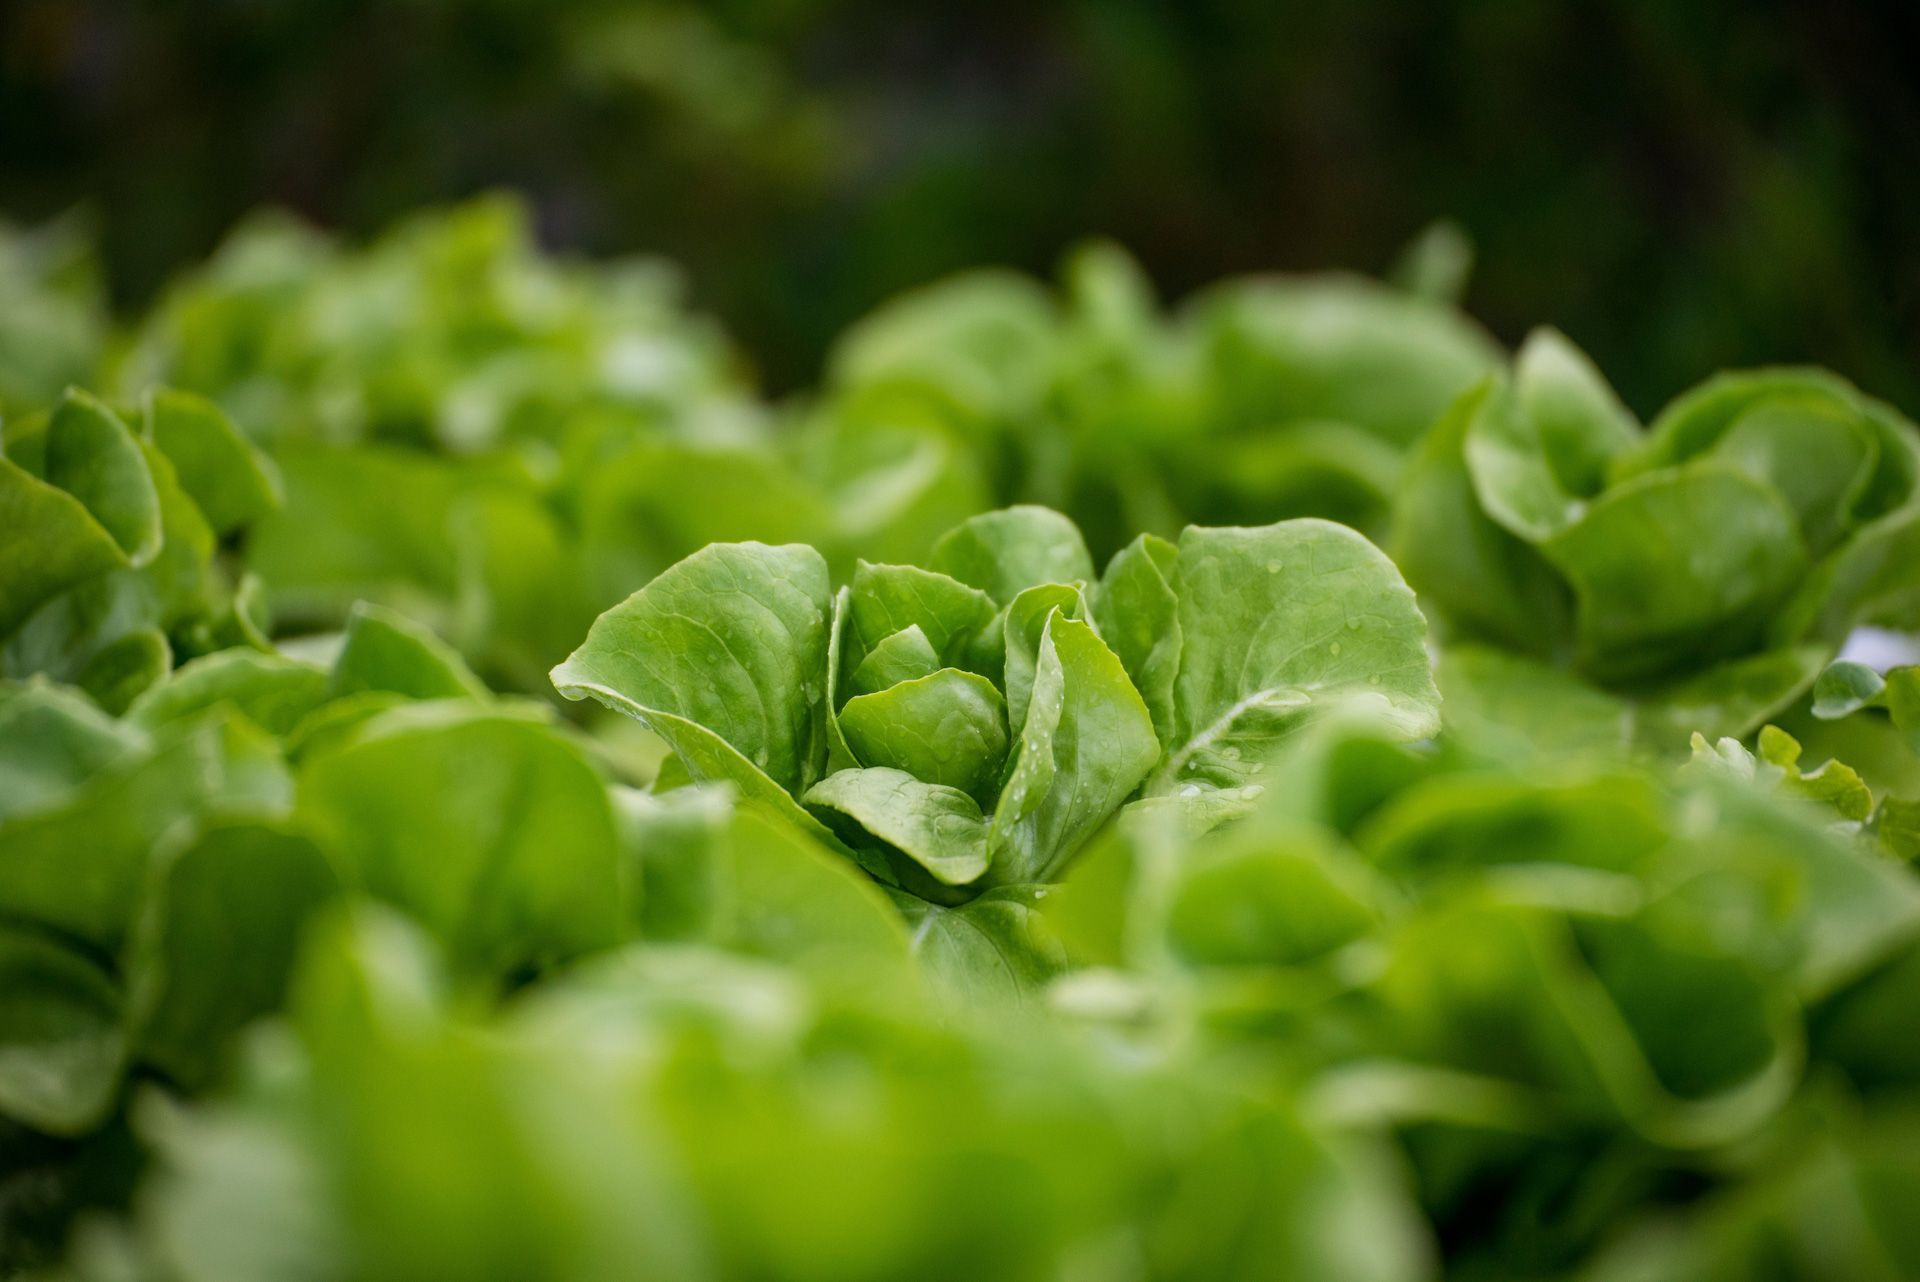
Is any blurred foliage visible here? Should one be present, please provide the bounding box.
[2,0,1917,408]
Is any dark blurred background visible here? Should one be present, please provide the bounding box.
[3,0,1917,411]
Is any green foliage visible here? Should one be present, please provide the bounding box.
[554,507,1438,906]
[1397,334,1920,754]
[2,220,1920,1281]
[820,245,1498,555]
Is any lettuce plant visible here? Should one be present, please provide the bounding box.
[551,505,1440,903]
[1,388,278,713]
[820,235,1499,555]
[1048,708,1920,1277]
[1395,330,1920,751]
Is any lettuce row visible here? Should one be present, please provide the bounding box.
[89,200,990,691]
[7,203,1505,698]
[18,684,1914,1281]
[1,543,1916,1278]
[1043,709,1920,1277]
[120,905,1431,1282]
[0,599,936,1164]
[820,233,1499,553]
[1395,332,1920,753]
[551,505,1441,903]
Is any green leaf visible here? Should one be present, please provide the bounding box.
[245,442,463,625]
[0,679,144,822]
[1156,520,1439,794]
[1392,383,1573,656]
[0,718,240,950]
[210,570,274,652]
[1358,771,1669,882]
[1387,219,1474,305]
[1814,660,1889,719]
[999,581,1091,745]
[1464,331,1639,543]
[845,560,997,668]
[1539,463,1808,682]
[1787,506,1920,642]
[1433,645,1630,759]
[1463,377,1583,543]
[1094,533,1181,748]
[893,885,1066,1005]
[810,419,993,570]
[74,625,171,715]
[1757,725,1874,822]
[720,809,911,979]
[1197,420,1406,536]
[127,818,340,1088]
[1631,643,1831,750]
[126,649,330,737]
[329,601,488,701]
[610,784,730,941]
[928,506,1093,605]
[1199,275,1499,446]
[988,612,1159,884]
[0,924,123,1136]
[551,542,832,799]
[447,485,594,690]
[1709,395,1877,554]
[837,669,1009,802]
[44,390,162,567]
[1508,327,1640,498]
[845,625,941,699]
[6,436,219,701]
[0,452,131,639]
[803,767,991,890]
[143,387,282,536]
[576,439,835,609]
[1164,831,1381,968]
[830,270,1058,426]
[283,689,408,763]
[1877,797,1920,860]
[823,586,857,774]
[296,703,626,978]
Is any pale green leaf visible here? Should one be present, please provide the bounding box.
[837,669,1009,802]
[929,506,1093,605]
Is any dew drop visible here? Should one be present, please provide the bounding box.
[1265,561,1281,574]
[1329,642,1342,656]
[1368,674,1381,686]
[1344,617,1362,631]
[1178,784,1202,797]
